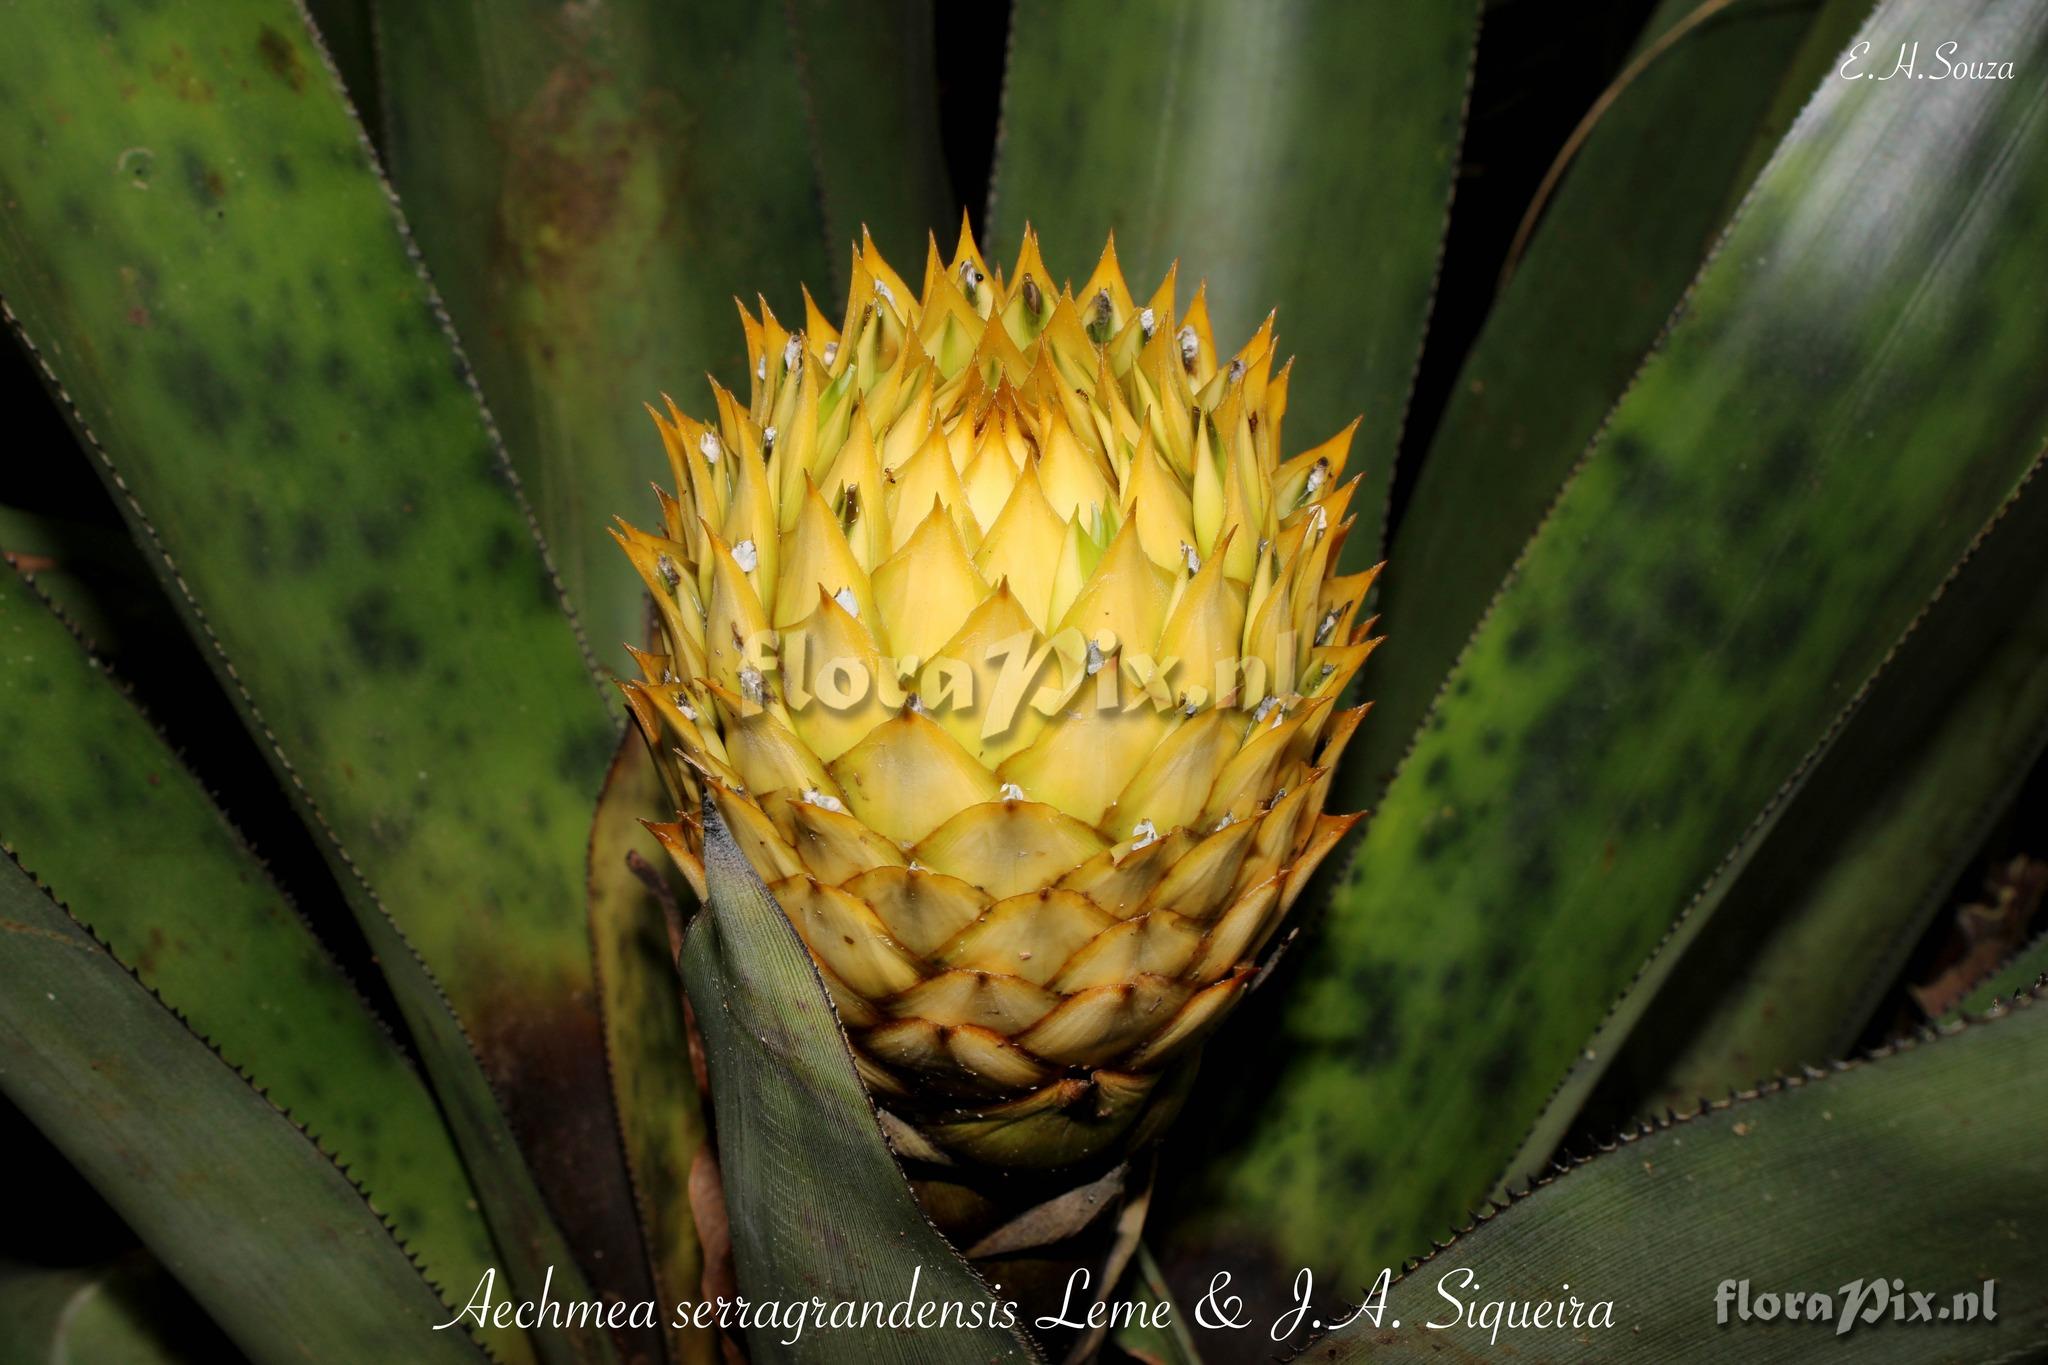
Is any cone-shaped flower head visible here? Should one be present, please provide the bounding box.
[617,221,1378,1169]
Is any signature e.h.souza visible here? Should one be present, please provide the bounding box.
[1840,40,2015,80]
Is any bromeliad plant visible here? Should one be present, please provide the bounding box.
[614,227,1372,1175]
[2,1,2047,1363]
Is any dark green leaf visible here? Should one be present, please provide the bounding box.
[682,801,1040,1363]
[1586,460,2048,1124]
[988,0,1476,563]
[587,733,713,1364]
[0,856,490,1365]
[783,0,953,268]
[1160,0,2048,1300]
[0,4,631,1351]
[1365,0,1870,797]
[1717,0,1884,224]
[0,567,517,1355]
[374,0,951,675]
[1318,992,2048,1362]
[0,1260,231,1365]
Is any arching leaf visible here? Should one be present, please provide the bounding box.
[0,856,492,1365]
[0,4,635,1350]
[1366,0,1874,795]
[681,802,1041,1362]
[0,566,522,1359]
[374,0,951,674]
[588,734,714,1364]
[989,0,1477,564]
[1584,463,2048,1124]
[1159,0,2048,1314]
[0,1261,230,1365]
[1317,992,2048,1361]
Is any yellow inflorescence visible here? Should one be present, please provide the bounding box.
[616,219,1377,1168]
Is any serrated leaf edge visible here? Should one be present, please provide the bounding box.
[284,0,602,689]
[1373,0,1482,568]
[0,12,619,1341]
[584,732,699,1365]
[694,796,1049,1362]
[3,564,424,1072]
[1276,979,2048,1362]
[1492,445,2048,1192]
[0,846,503,1365]
[1368,0,1928,806]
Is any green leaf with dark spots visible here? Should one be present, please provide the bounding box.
[1586,460,2048,1125]
[1158,0,2048,1300]
[0,855,492,1365]
[0,566,524,1361]
[374,0,951,677]
[588,733,714,1365]
[682,801,1040,1363]
[0,4,631,1353]
[1318,991,2048,1362]
[988,0,1476,564]
[1364,0,1870,797]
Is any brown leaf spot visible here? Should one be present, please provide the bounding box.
[255,25,307,92]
